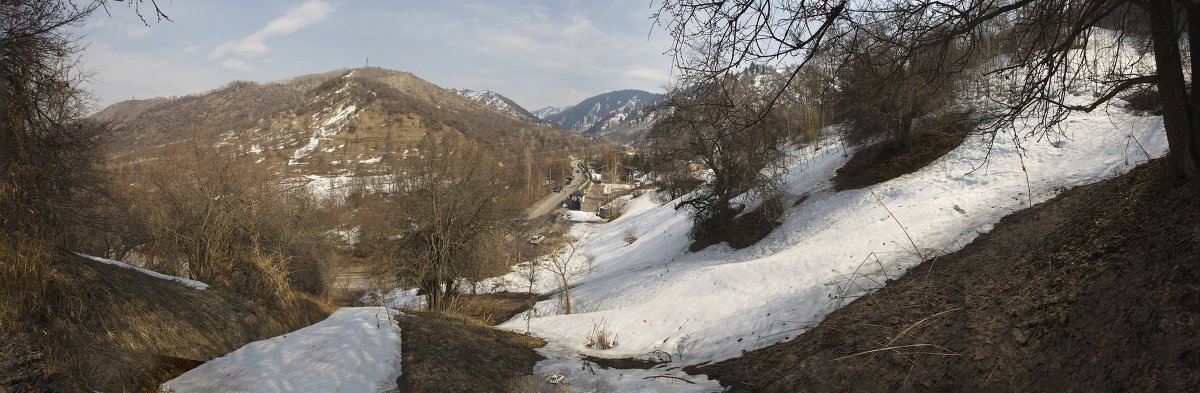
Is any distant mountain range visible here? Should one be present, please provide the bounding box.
[536,89,665,142]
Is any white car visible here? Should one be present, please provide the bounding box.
[528,235,546,244]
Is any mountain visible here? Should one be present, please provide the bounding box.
[93,67,593,189]
[531,105,568,119]
[538,89,664,142]
[449,88,542,124]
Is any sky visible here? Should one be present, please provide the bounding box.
[74,0,676,112]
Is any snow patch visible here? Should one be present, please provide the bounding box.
[75,253,208,290]
[162,307,403,393]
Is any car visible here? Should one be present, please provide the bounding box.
[552,186,563,192]
[528,235,545,244]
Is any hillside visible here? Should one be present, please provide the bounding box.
[0,255,328,392]
[693,157,1199,392]
[94,67,593,185]
[459,89,1172,390]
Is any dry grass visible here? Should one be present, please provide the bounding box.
[585,318,619,350]
[443,292,534,327]
[1,254,331,392]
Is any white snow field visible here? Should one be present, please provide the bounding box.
[478,102,1167,391]
[76,253,209,290]
[161,307,403,393]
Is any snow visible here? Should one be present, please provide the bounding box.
[289,103,358,165]
[162,307,403,393]
[76,253,208,290]
[559,210,607,223]
[363,288,428,310]
[477,96,1167,390]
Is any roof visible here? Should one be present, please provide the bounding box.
[570,190,585,197]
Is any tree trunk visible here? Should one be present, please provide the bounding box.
[1148,0,1200,180]
[559,277,572,314]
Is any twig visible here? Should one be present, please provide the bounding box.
[642,375,697,384]
[870,190,925,260]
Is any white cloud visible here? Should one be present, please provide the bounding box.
[621,65,671,84]
[221,58,256,71]
[562,15,593,36]
[79,43,220,112]
[210,0,333,59]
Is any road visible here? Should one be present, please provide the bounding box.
[522,162,591,227]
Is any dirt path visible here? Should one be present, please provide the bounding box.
[693,158,1199,392]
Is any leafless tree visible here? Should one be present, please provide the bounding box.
[360,135,521,310]
[1,0,116,326]
[135,146,335,304]
[656,0,1199,180]
[648,78,790,240]
[541,235,594,315]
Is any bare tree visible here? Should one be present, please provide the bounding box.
[360,135,520,310]
[542,235,594,315]
[1,0,115,326]
[648,78,790,241]
[833,25,963,147]
[656,0,1199,180]
[135,146,335,304]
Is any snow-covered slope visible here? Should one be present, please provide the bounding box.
[482,98,1167,390]
[162,307,403,393]
[450,88,542,123]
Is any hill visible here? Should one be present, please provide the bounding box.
[93,67,596,189]
[0,254,328,392]
[695,157,1199,391]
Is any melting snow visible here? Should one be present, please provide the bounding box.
[75,253,208,290]
[162,307,402,393]
[477,97,1167,391]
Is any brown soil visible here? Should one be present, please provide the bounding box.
[832,117,971,191]
[690,197,784,252]
[395,311,546,392]
[692,158,1200,392]
[582,354,669,370]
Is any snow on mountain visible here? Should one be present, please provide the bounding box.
[474,93,1168,390]
[531,105,569,119]
[450,88,542,123]
[540,90,664,140]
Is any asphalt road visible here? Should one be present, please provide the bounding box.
[522,162,591,227]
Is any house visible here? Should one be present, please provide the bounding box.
[566,189,585,210]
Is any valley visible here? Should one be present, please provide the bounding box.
[2,1,1198,393]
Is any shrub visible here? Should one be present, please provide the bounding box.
[585,318,619,350]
